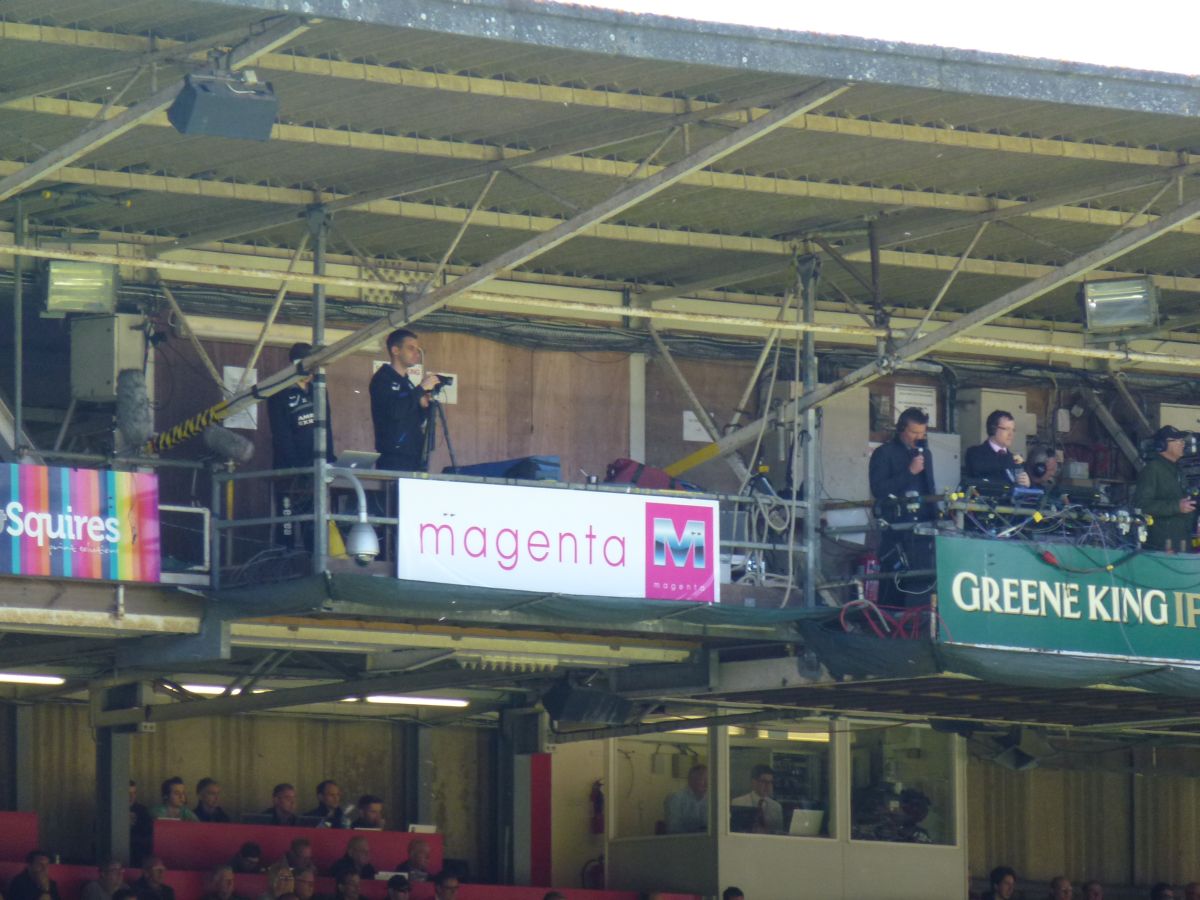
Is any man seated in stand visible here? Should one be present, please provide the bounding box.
[307,780,350,829]
[730,764,783,834]
[132,857,175,900]
[433,873,459,900]
[200,866,246,900]
[329,836,377,881]
[385,877,410,900]
[284,839,314,873]
[352,795,385,829]
[722,889,746,900]
[81,859,126,900]
[151,776,199,821]
[663,763,708,833]
[332,872,360,900]
[396,839,435,883]
[1049,877,1073,900]
[230,843,263,874]
[7,850,62,900]
[264,783,300,827]
[257,864,295,900]
[195,777,231,823]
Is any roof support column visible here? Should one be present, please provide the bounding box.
[799,254,821,608]
[307,206,331,575]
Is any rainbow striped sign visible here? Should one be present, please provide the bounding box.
[1,464,160,582]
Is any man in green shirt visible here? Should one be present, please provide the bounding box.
[1134,426,1196,552]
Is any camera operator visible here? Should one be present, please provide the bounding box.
[370,329,443,472]
[1134,425,1197,552]
[868,407,936,606]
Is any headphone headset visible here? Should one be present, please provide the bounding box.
[1026,446,1049,479]
[1152,427,1180,453]
[985,410,1010,438]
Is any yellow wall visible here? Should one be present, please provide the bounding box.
[549,740,605,887]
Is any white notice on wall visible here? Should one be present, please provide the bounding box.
[893,384,937,429]
[223,366,258,429]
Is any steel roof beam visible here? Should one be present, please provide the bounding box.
[665,188,1200,475]
[2,23,1195,169]
[0,16,310,204]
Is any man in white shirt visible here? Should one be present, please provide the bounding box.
[731,764,783,834]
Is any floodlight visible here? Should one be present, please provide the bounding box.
[1081,277,1158,331]
[44,260,118,315]
[167,72,279,141]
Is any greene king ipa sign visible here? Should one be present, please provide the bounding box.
[1,464,160,582]
[396,479,719,602]
[935,534,1200,663]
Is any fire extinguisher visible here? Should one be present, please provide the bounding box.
[859,551,880,603]
[589,779,605,835]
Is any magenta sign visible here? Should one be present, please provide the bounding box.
[644,501,716,602]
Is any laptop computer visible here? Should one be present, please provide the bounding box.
[339,450,381,469]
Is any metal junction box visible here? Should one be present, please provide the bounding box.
[70,314,146,401]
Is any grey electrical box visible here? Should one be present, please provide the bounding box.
[70,314,146,401]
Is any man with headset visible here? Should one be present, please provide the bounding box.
[963,409,1031,486]
[1134,425,1196,552]
[868,407,937,606]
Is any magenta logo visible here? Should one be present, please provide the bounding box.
[644,502,715,602]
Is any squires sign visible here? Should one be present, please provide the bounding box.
[397,480,718,602]
[935,535,1200,663]
[0,464,160,582]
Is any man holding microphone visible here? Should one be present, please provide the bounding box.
[963,410,1031,487]
[869,407,937,606]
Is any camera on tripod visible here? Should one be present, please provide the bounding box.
[430,374,454,395]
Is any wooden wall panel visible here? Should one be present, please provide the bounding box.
[968,756,1132,888]
[645,356,755,494]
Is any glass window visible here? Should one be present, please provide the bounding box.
[850,724,955,845]
[728,720,831,837]
[613,727,709,838]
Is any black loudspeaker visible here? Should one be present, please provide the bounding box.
[167,73,279,141]
[541,682,633,725]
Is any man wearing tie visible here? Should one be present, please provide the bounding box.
[731,765,783,834]
[963,410,1031,487]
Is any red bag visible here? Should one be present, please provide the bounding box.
[603,458,700,491]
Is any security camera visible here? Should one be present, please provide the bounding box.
[345,522,380,566]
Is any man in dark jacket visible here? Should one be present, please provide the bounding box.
[1134,425,1196,552]
[7,850,61,900]
[868,407,936,606]
[369,329,442,472]
[132,857,175,900]
[268,342,336,549]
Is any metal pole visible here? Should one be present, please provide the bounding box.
[308,207,330,575]
[13,199,24,458]
[799,256,821,608]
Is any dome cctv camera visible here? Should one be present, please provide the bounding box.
[345,522,379,566]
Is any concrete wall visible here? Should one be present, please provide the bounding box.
[549,740,605,888]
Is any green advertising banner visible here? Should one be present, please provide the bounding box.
[935,534,1200,664]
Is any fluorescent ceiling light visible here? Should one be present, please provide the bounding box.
[181,684,241,696]
[365,695,469,708]
[0,673,65,686]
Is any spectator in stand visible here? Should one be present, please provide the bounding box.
[330,837,377,881]
[230,844,263,874]
[132,857,174,900]
[1185,885,1200,900]
[81,860,126,900]
[129,781,154,867]
[722,889,745,900]
[308,780,350,829]
[113,889,137,900]
[1151,885,1176,900]
[1049,877,1072,900]
[151,777,199,822]
[984,867,1018,900]
[292,868,316,900]
[543,894,566,900]
[200,866,245,900]
[1082,882,1104,900]
[332,873,360,900]
[396,840,434,883]
[432,873,458,900]
[264,784,300,827]
[7,851,61,900]
[663,764,708,834]
[195,778,231,823]
[258,864,295,900]
[385,878,409,900]
[284,839,314,873]
[352,795,385,829]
